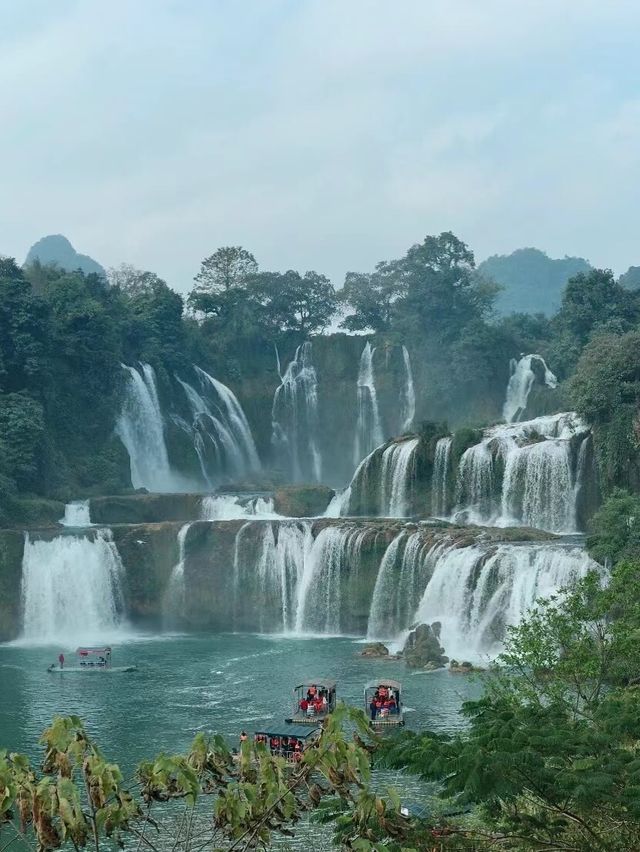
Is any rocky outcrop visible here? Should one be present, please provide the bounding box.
[273,485,335,517]
[402,622,448,670]
[0,531,25,641]
[90,494,204,525]
[360,642,391,658]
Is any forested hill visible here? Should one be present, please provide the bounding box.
[478,247,592,315]
[1,232,640,526]
[24,234,105,277]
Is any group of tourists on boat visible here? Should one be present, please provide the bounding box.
[298,685,330,717]
[289,679,337,723]
[368,684,400,720]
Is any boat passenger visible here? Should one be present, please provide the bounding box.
[240,731,248,744]
[299,698,309,712]
[369,699,377,721]
[306,702,316,718]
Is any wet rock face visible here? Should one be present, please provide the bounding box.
[360,642,390,658]
[272,485,335,517]
[0,531,25,641]
[402,622,449,670]
[90,494,204,525]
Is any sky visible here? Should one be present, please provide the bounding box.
[0,0,639,292]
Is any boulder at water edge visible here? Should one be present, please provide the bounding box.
[402,622,449,670]
[360,642,391,658]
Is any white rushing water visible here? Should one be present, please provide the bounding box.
[164,522,193,622]
[177,366,260,486]
[272,342,322,482]
[431,437,452,517]
[453,412,589,533]
[59,500,92,527]
[116,363,187,492]
[400,346,416,432]
[413,543,597,661]
[340,437,419,517]
[21,531,126,645]
[503,354,558,423]
[200,494,279,520]
[354,342,383,465]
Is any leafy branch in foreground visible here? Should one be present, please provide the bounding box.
[0,705,457,852]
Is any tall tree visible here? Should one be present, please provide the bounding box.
[248,269,337,335]
[340,261,405,333]
[193,246,258,294]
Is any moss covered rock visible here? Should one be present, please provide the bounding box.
[0,530,25,641]
[90,493,204,525]
[402,622,449,670]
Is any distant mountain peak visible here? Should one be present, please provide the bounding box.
[24,234,105,277]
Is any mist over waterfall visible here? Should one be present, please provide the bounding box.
[21,531,126,644]
[354,342,383,464]
[116,364,183,491]
[503,354,558,423]
[413,543,597,660]
[453,412,588,532]
[271,342,322,482]
[177,366,260,485]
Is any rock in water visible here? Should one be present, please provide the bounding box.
[360,642,390,658]
[402,623,449,670]
[273,484,335,517]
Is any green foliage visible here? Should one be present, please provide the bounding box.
[570,330,640,490]
[0,706,448,852]
[193,246,258,295]
[380,560,640,850]
[0,392,45,490]
[587,489,640,565]
[619,265,640,290]
[340,261,405,333]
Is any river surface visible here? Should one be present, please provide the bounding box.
[0,632,482,767]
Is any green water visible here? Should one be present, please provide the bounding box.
[0,633,482,768]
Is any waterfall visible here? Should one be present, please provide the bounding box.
[177,366,260,486]
[354,342,383,465]
[501,440,574,532]
[116,363,185,492]
[454,442,495,523]
[400,346,416,431]
[294,525,367,634]
[21,531,126,645]
[271,343,322,482]
[200,495,278,520]
[453,412,589,532]
[414,543,597,660]
[431,437,452,517]
[233,521,312,632]
[503,354,558,423]
[380,439,419,516]
[367,535,449,639]
[340,438,419,518]
[59,501,92,527]
[164,523,192,622]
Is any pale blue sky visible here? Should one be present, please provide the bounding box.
[1,0,639,291]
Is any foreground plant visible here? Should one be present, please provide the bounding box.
[0,704,452,851]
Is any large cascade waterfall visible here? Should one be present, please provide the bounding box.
[21,531,126,644]
[453,412,588,533]
[177,366,260,486]
[116,364,183,492]
[354,342,383,465]
[412,543,596,660]
[199,519,599,655]
[271,343,322,482]
[503,354,558,423]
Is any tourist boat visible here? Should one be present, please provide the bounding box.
[365,679,404,727]
[285,679,337,725]
[251,724,320,761]
[47,647,137,673]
